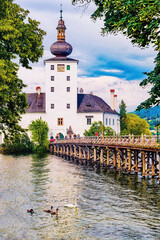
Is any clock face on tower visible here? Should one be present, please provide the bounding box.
[57,64,65,72]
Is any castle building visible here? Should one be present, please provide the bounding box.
[20,10,120,139]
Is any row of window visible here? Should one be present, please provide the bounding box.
[51,104,70,109]
[51,64,70,71]
[106,118,115,126]
[57,117,90,126]
[54,117,115,127]
[51,87,70,92]
[51,76,70,81]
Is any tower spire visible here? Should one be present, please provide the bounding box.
[50,9,73,57]
[60,4,63,19]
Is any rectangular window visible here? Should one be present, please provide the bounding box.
[57,64,65,72]
[113,119,114,125]
[109,119,111,125]
[67,104,70,109]
[67,65,70,70]
[51,87,54,92]
[57,118,63,126]
[51,65,54,70]
[51,76,54,81]
[51,104,54,109]
[87,117,92,125]
[106,118,108,125]
[67,87,70,92]
[67,76,70,81]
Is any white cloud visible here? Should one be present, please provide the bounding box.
[101,69,124,73]
[77,76,151,112]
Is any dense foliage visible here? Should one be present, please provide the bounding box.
[125,113,151,135]
[72,0,160,109]
[0,0,46,138]
[84,121,115,136]
[119,100,127,134]
[29,119,49,153]
[2,133,34,154]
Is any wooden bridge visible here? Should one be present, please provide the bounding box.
[49,135,160,179]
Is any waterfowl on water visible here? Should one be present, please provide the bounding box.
[27,209,34,213]
[64,199,78,208]
[51,208,59,215]
[43,206,53,213]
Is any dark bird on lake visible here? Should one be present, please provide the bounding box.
[43,206,53,213]
[51,208,59,215]
[27,209,34,213]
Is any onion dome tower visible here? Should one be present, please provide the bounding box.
[50,6,72,57]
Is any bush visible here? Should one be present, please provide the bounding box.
[29,119,49,153]
[84,121,115,136]
[2,133,34,154]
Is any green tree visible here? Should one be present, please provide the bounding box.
[0,0,46,138]
[72,0,160,109]
[119,100,127,134]
[84,121,115,136]
[2,132,34,154]
[29,119,49,153]
[126,113,151,135]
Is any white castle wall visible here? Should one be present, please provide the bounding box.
[45,59,78,138]
[74,112,103,136]
[103,112,120,134]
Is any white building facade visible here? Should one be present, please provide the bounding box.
[20,11,120,140]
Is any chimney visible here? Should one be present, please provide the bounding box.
[36,86,41,97]
[114,94,117,111]
[80,88,84,94]
[110,89,115,110]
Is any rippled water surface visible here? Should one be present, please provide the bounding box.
[0,154,160,239]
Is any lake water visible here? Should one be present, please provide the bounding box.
[0,154,160,240]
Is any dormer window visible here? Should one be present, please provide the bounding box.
[86,104,91,107]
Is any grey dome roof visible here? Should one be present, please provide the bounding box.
[50,41,72,57]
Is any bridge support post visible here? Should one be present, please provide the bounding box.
[125,149,128,169]
[128,149,131,171]
[74,146,77,159]
[66,147,69,160]
[54,145,56,155]
[87,147,90,160]
[113,151,116,167]
[60,146,63,157]
[70,146,73,159]
[94,148,97,163]
[142,151,146,177]
[100,148,104,167]
[117,149,121,169]
[79,147,82,160]
[151,157,155,176]
[106,148,109,166]
[135,151,138,172]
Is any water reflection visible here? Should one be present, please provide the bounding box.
[0,154,160,239]
[29,154,50,205]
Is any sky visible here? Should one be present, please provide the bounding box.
[15,0,157,111]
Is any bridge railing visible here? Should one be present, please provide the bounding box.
[53,135,159,149]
